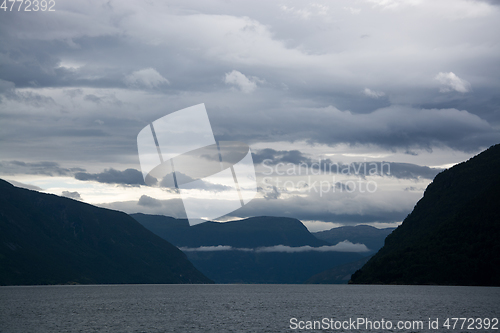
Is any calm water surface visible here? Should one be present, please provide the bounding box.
[0,284,498,332]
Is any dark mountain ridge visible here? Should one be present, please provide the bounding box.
[0,179,212,285]
[131,213,329,248]
[131,213,366,283]
[351,144,500,286]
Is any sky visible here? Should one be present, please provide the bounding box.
[1,0,499,232]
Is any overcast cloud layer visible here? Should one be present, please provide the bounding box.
[1,0,499,229]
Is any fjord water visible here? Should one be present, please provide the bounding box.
[1,285,498,332]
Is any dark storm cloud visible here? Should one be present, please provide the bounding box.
[0,160,85,176]
[232,196,410,224]
[0,8,129,89]
[138,195,162,207]
[0,93,145,164]
[0,11,202,92]
[62,190,82,200]
[0,40,63,89]
[9,90,56,107]
[0,0,499,166]
[254,149,443,180]
[388,163,443,180]
[74,168,145,186]
[252,149,310,164]
[0,80,56,106]
[0,79,56,107]
[4,0,499,229]
[212,105,499,153]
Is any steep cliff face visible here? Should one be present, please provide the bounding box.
[0,179,213,285]
[351,144,500,286]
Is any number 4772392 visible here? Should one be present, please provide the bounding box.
[443,318,498,330]
[1,0,55,11]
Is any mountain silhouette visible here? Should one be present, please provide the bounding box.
[131,213,365,283]
[351,144,500,286]
[131,214,329,248]
[0,179,212,285]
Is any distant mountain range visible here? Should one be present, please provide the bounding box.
[5,167,445,285]
[131,214,376,283]
[131,214,329,248]
[351,144,500,286]
[313,225,395,254]
[0,179,212,285]
[0,176,397,285]
[6,140,498,286]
